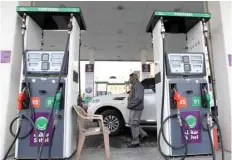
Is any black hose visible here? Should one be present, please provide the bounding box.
[37,15,73,160]
[207,121,216,160]
[3,126,21,160]
[3,114,39,160]
[9,116,32,139]
[158,114,190,160]
[202,19,224,160]
[48,126,56,160]
[210,113,225,160]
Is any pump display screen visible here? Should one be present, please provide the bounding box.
[25,51,66,74]
[41,62,49,70]
[42,54,49,61]
[166,52,205,76]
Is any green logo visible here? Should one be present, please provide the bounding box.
[35,117,48,130]
[192,96,201,107]
[185,115,197,129]
[45,97,59,109]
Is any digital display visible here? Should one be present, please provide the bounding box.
[42,54,49,61]
[184,64,191,71]
[26,51,67,74]
[170,55,182,61]
[29,63,37,66]
[170,60,182,65]
[51,58,62,63]
[28,58,40,63]
[191,60,202,64]
[51,53,63,58]
[191,55,202,60]
[29,53,40,58]
[182,56,190,63]
[41,62,49,70]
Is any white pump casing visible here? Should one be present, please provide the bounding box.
[152,19,212,156]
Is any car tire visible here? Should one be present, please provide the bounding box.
[101,110,124,136]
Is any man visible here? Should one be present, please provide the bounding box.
[127,73,148,148]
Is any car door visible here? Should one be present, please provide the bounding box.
[141,79,156,122]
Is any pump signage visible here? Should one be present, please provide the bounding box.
[180,110,202,143]
[85,64,94,98]
[31,97,40,108]
[45,96,59,109]
[142,64,150,80]
[0,50,11,63]
[29,112,53,146]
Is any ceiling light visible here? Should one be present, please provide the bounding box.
[117,29,123,34]
[116,45,123,48]
[117,5,124,11]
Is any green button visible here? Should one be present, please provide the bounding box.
[35,117,48,130]
[185,115,197,129]
[192,96,201,107]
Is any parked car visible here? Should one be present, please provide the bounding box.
[87,78,156,136]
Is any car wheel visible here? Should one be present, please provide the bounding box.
[101,110,124,136]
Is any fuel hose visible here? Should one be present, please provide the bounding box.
[201,113,225,160]
[3,114,39,160]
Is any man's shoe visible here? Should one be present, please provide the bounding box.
[140,135,148,143]
[127,143,140,148]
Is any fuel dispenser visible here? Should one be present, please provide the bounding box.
[3,6,86,160]
[146,11,224,159]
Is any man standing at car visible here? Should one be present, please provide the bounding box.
[127,73,148,148]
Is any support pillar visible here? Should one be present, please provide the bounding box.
[207,1,232,151]
[140,49,150,80]
[0,1,31,159]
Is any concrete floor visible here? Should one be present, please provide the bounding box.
[6,126,231,160]
[77,127,231,160]
[79,148,231,160]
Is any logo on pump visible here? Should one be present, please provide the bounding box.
[85,87,92,93]
[31,97,40,108]
[185,115,197,129]
[35,117,48,130]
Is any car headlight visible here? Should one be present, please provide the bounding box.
[91,99,100,103]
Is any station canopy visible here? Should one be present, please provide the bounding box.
[33,1,206,61]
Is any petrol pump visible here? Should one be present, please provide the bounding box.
[3,6,86,160]
[146,11,224,159]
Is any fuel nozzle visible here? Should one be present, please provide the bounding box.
[173,88,181,101]
[54,88,62,110]
[203,87,211,109]
[18,87,27,110]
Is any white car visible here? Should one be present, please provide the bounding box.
[87,78,157,136]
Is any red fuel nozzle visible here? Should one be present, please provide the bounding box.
[173,90,181,101]
[18,90,26,110]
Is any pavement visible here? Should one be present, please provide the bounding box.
[6,125,231,160]
[79,148,231,160]
[78,126,231,160]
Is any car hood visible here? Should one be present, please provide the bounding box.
[93,94,128,100]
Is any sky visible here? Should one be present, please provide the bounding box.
[80,61,141,93]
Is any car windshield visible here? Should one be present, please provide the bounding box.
[127,77,156,93]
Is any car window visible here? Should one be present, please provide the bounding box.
[126,78,156,94]
[141,78,155,93]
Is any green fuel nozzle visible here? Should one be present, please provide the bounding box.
[54,89,62,110]
[204,93,211,109]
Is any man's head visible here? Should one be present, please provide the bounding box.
[129,73,139,84]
